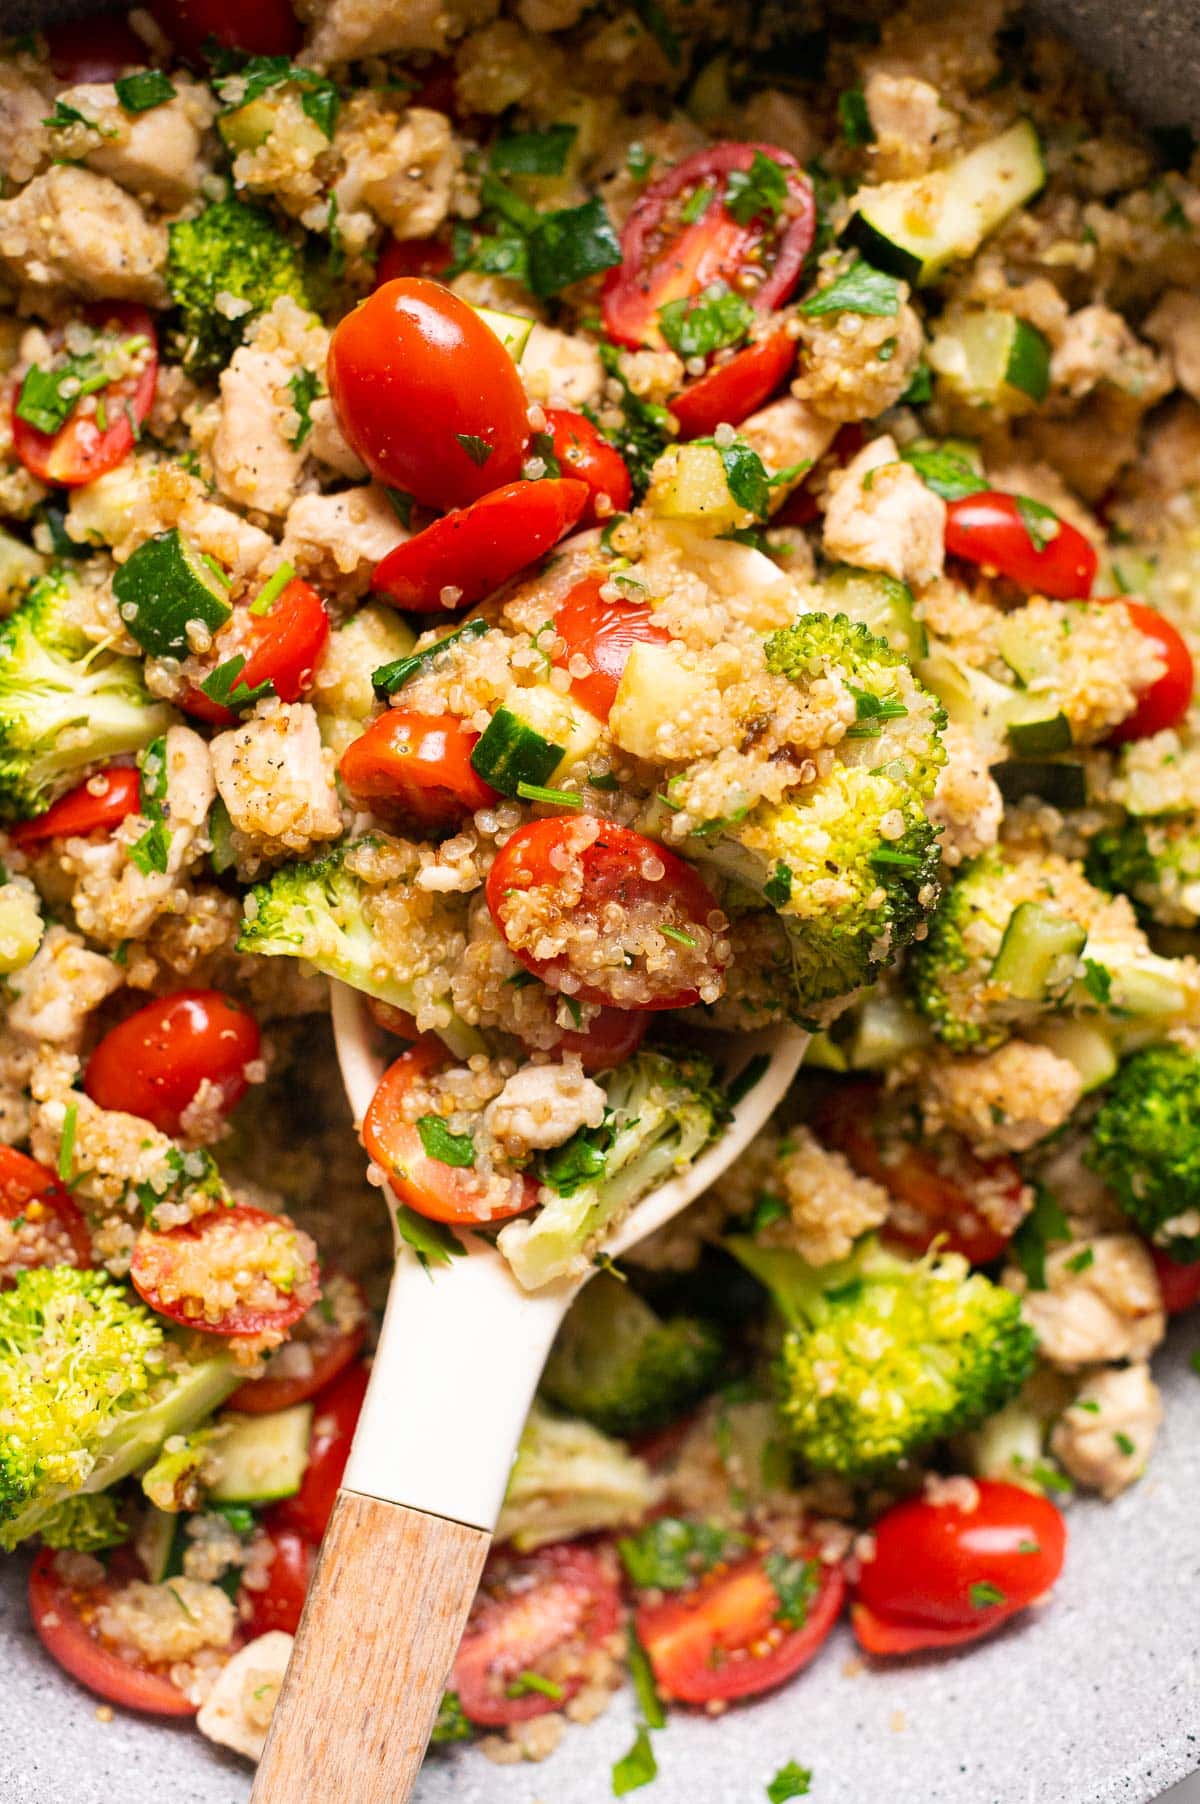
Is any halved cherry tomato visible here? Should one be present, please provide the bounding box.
[550,576,670,722]
[363,1042,538,1225]
[375,235,453,287]
[45,11,145,80]
[487,816,728,1010]
[366,998,422,1040]
[1150,1244,1200,1313]
[328,278,531,510]
[30,1548,199,1717]
[669,330,797,440]
[542,1004,651,1073]
[636,1548,844,1704]
[371,478,589,613]
[148,0,300,61]
[12,304,157,489]
[338,711,498,829]
[273,1360,369,1542]
[226,1278,368,1412]
[180,577,330,727]
[943,492,1097,599]
[131,1203,319,1337]
[84,989,261,1136]
[0,1145,91,1283]
[603,143,816,351]
[541,410,632,526]
[1104,599,1195,743]
[852,1480,1066,1656]
[9,766,141,848]
[817,1082,1022,1265]
[453,1543,622,1726]
[239,1520,315,1639]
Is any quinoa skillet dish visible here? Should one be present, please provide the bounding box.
[1,0,1200,1786]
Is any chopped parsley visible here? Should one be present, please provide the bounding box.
[287,368,320,449]
[838,86,875,145]
[526,195,621,297]
[612,1726,658,1796]
[679,181,716,225]
[767,1763,813,1803]
[1113,1431,1136,1457]
[626,1624,666,1729]
[764,1552,819,1629]
[454,432,493,466]
[846,685,909,738]
[200,655,275,714]
[504,1670,564,1700]
[212,53,340,139]
[1064,1246,1095,1274]
[618,1517,743,1590]
[969,1581,1007,1610]
[415,1116,476,1168]
[1014,494,1061,554]
[1081,959,1112,1005]
[763,861,793,907]
[490,123,577,177]
[393,1203,465,1271]
[114,70,176,112]
[372,617,490,696]
[799,258,902,318]
[596,344,673,496]
[658,279,753,360]
[129,736,173,876]
[540,1117,614,1197]
[725,151,791,226]
[16,353,111,438]
[900,445,987,502]
[1011,1184,1071,1291]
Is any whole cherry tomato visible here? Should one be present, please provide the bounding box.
[486,816,729,1010]
[670,330,796,440]
[10,766,141,848]
[327,278,531,510]
[550,575,670,722]
[852,1480,1067,1656]
[30,1548,203,1716]
[371,478,589,613]
[44,11,145,81]
[603,143,816,351]
[181,577,330,726]
[943,492,1097,599]
[635,1547,844,1704]
[1104,599,1194,743]
[12,304,157,489]
[148,0,299,61]
[131,1203,319,1337]
[338,711,498,829]
[1150,1244,1200,1313]
[540,410,632,525]
[374,235,453,286]
[273,1360,369,1541]
[239,1520,315,1638]
[0,1146,91,1284]
[84,989,261,1135]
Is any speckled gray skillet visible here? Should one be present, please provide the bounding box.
[1,0,1199,1798]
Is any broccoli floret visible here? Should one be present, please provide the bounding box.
[695,614,945,1026]
[541,1271,724,1438]
[166,198,311,376]
[0,1267,240,1550]
[497,1049,727,1291]
[494,1401,659,1552]
[1088,1045,1200,1260]
[0,569,171,822]
[726,1236,1036,1480]
[430,1693,473,1746]
[37,1492,130,1553]
[1086,815,1200,929]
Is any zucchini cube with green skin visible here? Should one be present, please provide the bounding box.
[819,566,927,659]
[207,1404,313,1506]
[647,443,756,533]
[112,528,233,659]
[929,311,1051,410]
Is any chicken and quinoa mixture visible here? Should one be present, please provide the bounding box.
[1,0,1199,1782]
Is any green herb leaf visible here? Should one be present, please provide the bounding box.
[800,259,901,318]
[763,861,793,908]
[1011,1184,1071,1291]
[394,1203,465,1271]
[660,923,696,947]
[455,432,494,467]
[504,1670,565,1700]
[490,123,577,177]
[515,780,584,809]
[384,487,415,529]
[430,1690,473,1744]
[200,655,275,714]
[838,86,874,145]
[1065,1246,1095,1274]
[1015,494,1061,555]
[540,1118,614,1196]
[626,142,654,181]
[1113,1430,1136,1457]
[114,70,176,112]
[767,1763,813,1803]
[900,445,987,502]
[845,684,909,737]
[764,1552,819,1629]
[725,151,791,226]
[372,617,490,696]
[658,279,753,360]
[612,1726,658,1797]
[214,54,340,138]
[528,196,621,298]
[16,354,109,437]
[969,1580,1007,1610]
[250,560,296,618]
[749,1191,789,1233]
[596,343,672,496]
[128,819,172,876]
[618,1517,741,1592]
[900,362,933,405]
[57,1101,77,1183]
[626,1624,666,1729]
[416,1115,476,1168]
[43,99,102,132]
[287,368,319,450]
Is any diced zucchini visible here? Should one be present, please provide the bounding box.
[843,120,1046,285]
[1028,1018,1118,1093]
[687,52,732,124]
[990,901,1086,1002]
[138,1507,183,1584]
[0,878,43,976]
[929,310,1050,408]
[993,612,1059,688]
[991,759,1087,810]
[472,306,534,365]
[479,684,603,792]
[848,990,932,1068]
[610,640,710,761]
[316,604,416,758]
[647,444,753,533]
[113,528,233,659]
[208,1404,313,1506]
[219,96,327,158]
[208,796,237,876]
[1005,708,1073,756]
[821,565,927,659]
[0,527,45,611]
[471,705,563,795]
[802,1031,849,1072]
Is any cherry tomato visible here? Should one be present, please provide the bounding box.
[550,576,670,722]
[239,1520,315,1639]
[669,330,796,440]
[338,711,498,830]
[408,55,459,117]
[363,1042,538,1226]
[366,998,422,1040]
[84,989,261,1136]
[181,578,330,727]
[375,235,453,286]
[0,1146,91,1284]
[943,492,1097,600]
[9,766,141,848]
[817,1082,1022,1265]
[540,410,632,526]
[12,304,157,489]
[1104,600,1195,743]
[371,478,589,613]
[327,278,531,511]
[453,1543,622,1727]
[148,0,299,61]
[636,1548,844,1704]
[273,1360,369,1542]
[487,817,728,1011]
[30,1549,199,1716]
[131,1203,319,1337]
[603,143,816,351]
[226,1278,368,1412]
[1150,1244,1200,1313]
[541,1004,651,1073]
[44,11,145,80]
[852,1480,1066,1656]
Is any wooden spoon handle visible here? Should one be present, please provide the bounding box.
[250,1488,491,1804]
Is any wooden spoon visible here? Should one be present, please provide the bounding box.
[251,983,806,1803]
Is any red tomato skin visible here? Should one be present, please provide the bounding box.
[240,1521,315,1638]
[363,1042,538,1225]
[636,1552,845,1705]
[670,331,797,440]
[84,989,260,1136]
[148,0,299,60]
[10,766,141,847]
[541,409,632,525]
[226,1279,368,1412]
[943,492,1097,599]
[45,12,145,80]
[854,1481,1066,1640]
[603,143,816,351]
[338,711,498,828]
[371,478,589,613]
[543,1005,651,1073]
[551,576,670,722]
[1150,1244,1200,1313]
[366,997,422,1041]
[1105,600,1195,743]
[181,577,330,726]
[375,235,453,286]
[12,304,158,489]
[131,1203,318,1337]
[273,1360,370,1541]
[851,1597,1023,1656]
[327,278,531,510]
[454,1544,622,1726]
[30,1549,197,1716]
[0,1145,92,1279]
